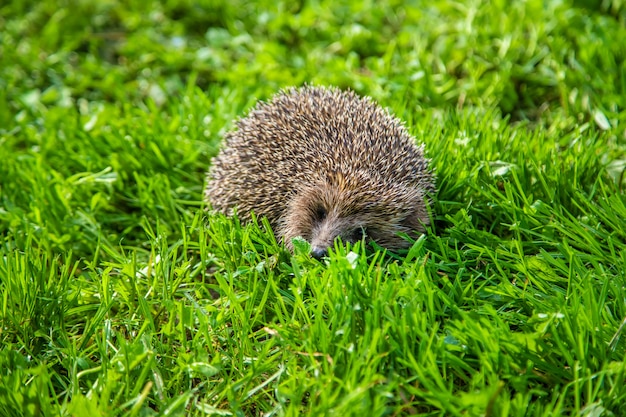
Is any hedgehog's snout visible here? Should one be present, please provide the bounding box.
[309,221,337,259]
[311,246,328,260]
[308,210,367,259]
[310,226,365,260]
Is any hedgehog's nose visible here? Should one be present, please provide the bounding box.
[311,246,328,260]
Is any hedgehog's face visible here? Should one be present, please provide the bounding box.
[280,175,430,259]
[305,203,369,259]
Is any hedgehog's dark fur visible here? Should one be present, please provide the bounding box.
[205,86,435,258]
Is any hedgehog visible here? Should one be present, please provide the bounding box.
[205,85,435,259]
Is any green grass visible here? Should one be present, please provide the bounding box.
[1,0,625,415]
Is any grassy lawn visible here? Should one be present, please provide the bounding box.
[1,0,625,415]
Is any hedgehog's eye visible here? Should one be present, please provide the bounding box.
[314,205,327,222]
[345,227,367,243]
